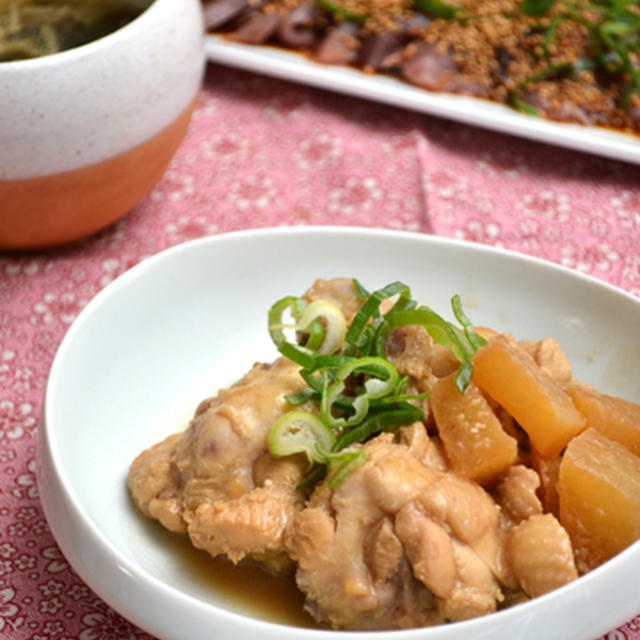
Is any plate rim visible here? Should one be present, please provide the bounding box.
[205,35,640,166]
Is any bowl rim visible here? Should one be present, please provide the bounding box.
[39,226,640,640]
[0,0,168,69]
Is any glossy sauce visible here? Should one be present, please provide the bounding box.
[0,96,197,250]
[160,528,317,628]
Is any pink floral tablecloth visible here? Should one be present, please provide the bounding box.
[1,63,640,639]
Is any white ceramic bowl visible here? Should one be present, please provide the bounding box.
[0,0,205,249]
[38,227,640,640]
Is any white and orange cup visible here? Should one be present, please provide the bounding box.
[0,0,206,250]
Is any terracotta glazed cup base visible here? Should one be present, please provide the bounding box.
[0,99,196,250]
[0,0,204,251]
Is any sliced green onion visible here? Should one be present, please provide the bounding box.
[522,0,556,16]
[374,389,430,405]
[382,306,474,393]
[284,388,317,406]
[413,0,460,19]
[352,278,371,301]
[451,294,488,352]
[268,295,316,367]
[517,0,640,112]
[346,281,411,347]
[296,465,327,491]
[305,353,356,373]
[268,411,335,464]
[329,404,422,452]
[268,296,339,368]
[268,295,305,346]
[295,300,347,355]
[321,357,400,428]
[315,0,368,22]
[383,306,467,360]
[454,360,473,394]
[267,280,487,489]
[302,318,326,352]
[511,95,539,116]
[276,341,316,369]
[300,369,325,394]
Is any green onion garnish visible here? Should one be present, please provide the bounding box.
[321,356,400,428]
[516,0,640,109]
[522,0,557,17]
[413,0,461,19]
[315,0,369,22]
[266,280,486,488]
[268,411,335,463]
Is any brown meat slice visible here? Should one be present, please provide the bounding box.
[402,42,459,92]
[277,5,322,49]
[401,42,490,97]
[313,23,360,66]
[202,0,248,30]
[229,12,280,44]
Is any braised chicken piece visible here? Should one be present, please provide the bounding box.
[519,337,573,384]
[494,464,543,526]
[505,513,578,598]
[387,324,459,382]
[127,278,365,572]
[286,430,506,629]
[128,357,308,573]
[385,324,460,425]
[287,427,579,630]
[302,276,370,324]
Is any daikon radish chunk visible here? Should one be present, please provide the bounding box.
[472,336,586,457]
[430,373,518,484]
[566,383,640,457]
[557,427,640,573]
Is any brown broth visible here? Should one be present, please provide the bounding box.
[156,528,318,628]
[0,1,150,62]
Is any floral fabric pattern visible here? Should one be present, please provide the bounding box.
[1,64,639,639]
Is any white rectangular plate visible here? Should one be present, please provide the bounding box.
[206,34,640,166]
